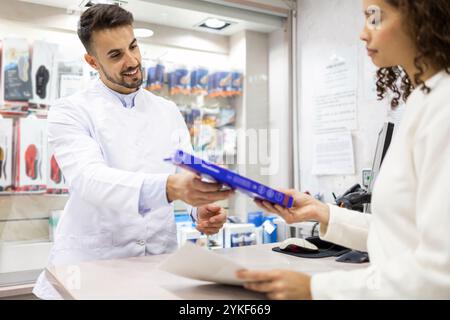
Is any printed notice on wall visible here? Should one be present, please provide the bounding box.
[313,46,358,132]
[312,130,355,176]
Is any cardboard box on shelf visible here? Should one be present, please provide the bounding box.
[13,117,47,192]
[0,118,14,192]
[223,223,257,248]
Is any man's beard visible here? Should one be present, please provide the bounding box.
[100,64,143,90]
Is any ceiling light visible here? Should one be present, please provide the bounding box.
[204,18,227,29]
[83,0,127,7]
[134,28,154,38]
[198,18,232,31]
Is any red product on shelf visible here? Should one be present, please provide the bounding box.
[25,144,39,180]
[13,117,47,192]
[46,143,68,195]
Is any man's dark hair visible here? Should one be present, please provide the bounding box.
[77,4,134,53]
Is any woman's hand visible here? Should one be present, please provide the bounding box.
[236,269,312,300]
[255,189,330,225]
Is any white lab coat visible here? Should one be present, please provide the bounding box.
[33,80,193,299]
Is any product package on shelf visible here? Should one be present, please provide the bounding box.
[231,71,243,96]
[216,107,236,128]
[146,62,165,92]
[222,127,237,156]
[190,67,209,95]
[13,117,47,192]
[208,71,231,98]
[30,41,58,107]
[46,143,68,194]
[2,38,32,103]
[0,118,14,193]
[168,66,190,96]
[223,223,257,248]
[207,71,243,98]
[197,120,217,152]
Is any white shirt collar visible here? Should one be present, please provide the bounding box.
[97,79,140,108]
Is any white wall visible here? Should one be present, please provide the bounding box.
[229,30,273,219]
[296,0,396,202]
[268,28,291,191]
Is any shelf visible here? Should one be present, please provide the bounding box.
[0,195,67,242]
[0,241,52,274]
[0,282,35,298]
[0,192,68,197]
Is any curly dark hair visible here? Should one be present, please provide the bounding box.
[376,0,450,108]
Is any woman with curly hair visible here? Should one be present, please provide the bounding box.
[237,0,450,299]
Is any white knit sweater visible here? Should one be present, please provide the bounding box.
[311,71,450,299]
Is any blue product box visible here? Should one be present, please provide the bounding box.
[165,149,294,208]
[146,63,165,90]
[191,68,209,93]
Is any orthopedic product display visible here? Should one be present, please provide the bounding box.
[31,41,57,104]
[145,62,165,92]
[0,118,13,192]
[46,143,68,194]
[168,66,191,95]
[35,66,50,99]
[145,62,243,98]
[190,67,209,95]
[25,144,39,180]
[1,38,32,101]
[14,117,47,192]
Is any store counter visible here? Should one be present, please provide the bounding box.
[45,244,366,300]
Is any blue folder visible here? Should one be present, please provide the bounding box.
[165,150,294,208]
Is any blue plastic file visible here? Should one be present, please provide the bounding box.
[165,150,294,208]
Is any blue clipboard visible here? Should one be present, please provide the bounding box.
[165,150,294,208]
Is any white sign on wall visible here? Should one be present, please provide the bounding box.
[313,46,358,132]
[312,130,355,176]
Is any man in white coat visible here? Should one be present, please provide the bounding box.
[33,4,233,299]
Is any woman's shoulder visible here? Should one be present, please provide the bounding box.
[417,71,450,118]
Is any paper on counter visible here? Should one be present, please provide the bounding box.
[157,243,245,286]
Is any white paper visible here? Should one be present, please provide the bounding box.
[313,46,358,132]
[59,74,83,98]
[312,130,355,176]
[262,220,275,235]
[158,242,246,286]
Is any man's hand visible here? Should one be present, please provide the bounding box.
[166,171,234,207]
[196,204,227,235]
